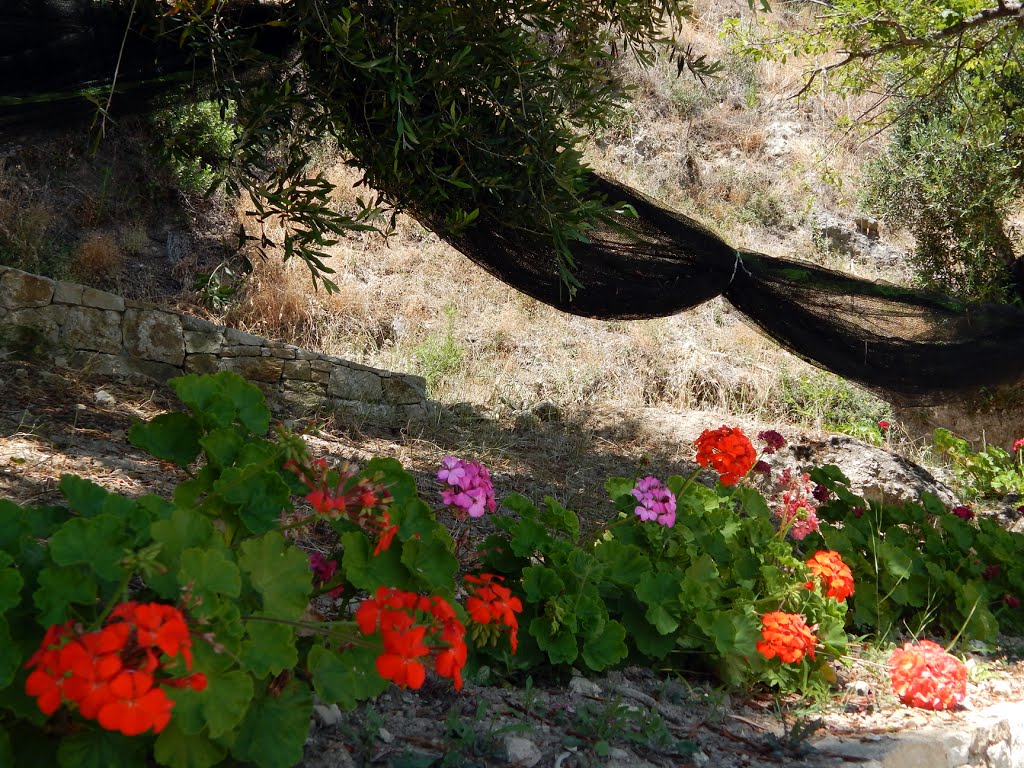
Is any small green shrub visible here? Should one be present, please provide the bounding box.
[153,101,238,197]
[861,107,1022,304]
[933,428,1024,500]
[412,305,465,392]
[780,370,891,443]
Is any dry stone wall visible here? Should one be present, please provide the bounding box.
[0,267,429,425]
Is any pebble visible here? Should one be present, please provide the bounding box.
[568,676,602,697]
[94,389,116,406]
[312,703,342,728]
[503,735,542,767]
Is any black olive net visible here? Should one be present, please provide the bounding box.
[3,2,1023,404]
[431,175,1024,404]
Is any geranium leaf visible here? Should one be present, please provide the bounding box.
[216,466,291,534]
[49,514,128,583]
[239,621,297,678]
[307,644,387,710]
[620,602,676,659]
[57,474,109,517]
[635,571,682,635]
[238,532,311,620]
[0,552,24,614]
[593,540,651,586]
[150,508,216,599]
[154,722,226,768]
[33,566,97,626]
[180,547,241,605]
[173,667,253,739]
[540,497,579,540]
[56,730,148,768]
[199,426,245,469]
[581,619,627,671]
[129,412,203,468]
[400,536,457,594]
[0,617,18,688]
[529,616,578,664]
[521,565,564,602]
[230,679,312,768]
[340,531,413,592]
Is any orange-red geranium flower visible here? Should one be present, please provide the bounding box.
[889,640,967,711]
[355,587,470,691]
[693,426,757,486]
[805,550,855,603]
[756,612,817,664]
[24,602,200,734]
[377,625,430,690]
[465,573,523,653]
[96,670,175,736]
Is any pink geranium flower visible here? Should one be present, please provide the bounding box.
[631,476,676,528]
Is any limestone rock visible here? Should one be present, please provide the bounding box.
[81,286,125,312]
[503,736,542,768]
[327,366,382,402]
[1,269,54,308]
[123,308,186,365]
[219,355,284,383]
[765,434,959,507]
[2,305,65,350]
[63,306,122,354]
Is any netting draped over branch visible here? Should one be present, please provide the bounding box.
[2,2,1023,404]
[432,175,1024,403]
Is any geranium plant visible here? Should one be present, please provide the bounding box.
[474,426,849,690]
[0,372,495,768]
[806,465,1024,641]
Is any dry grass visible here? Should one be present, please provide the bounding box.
[73,233,123,278]
[215,9,909,435]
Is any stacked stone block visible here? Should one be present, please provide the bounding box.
[0,267,428,424]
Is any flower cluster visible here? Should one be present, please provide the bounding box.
[757,430,785,454]
[287,458,397,556]
[694,426,757,486]
[805,550,855,603]
[631,476,676,528]
[464,573,523,653]
[889,640,967,710]
[309,552,345,599]
[951,505,975,521]
[356,587,468,691]
[756,612,818,664]
[437,457,496,519]
[25,602,205,736]
[774,469,820,540]
[1013,437,1024,454]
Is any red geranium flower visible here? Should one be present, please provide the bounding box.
[805,550,855,603]
[694,426,757,486]
[756,612,817,664]
[889,640,966,711]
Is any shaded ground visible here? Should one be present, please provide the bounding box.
[2,357,1024,767]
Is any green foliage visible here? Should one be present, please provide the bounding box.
[147,0,695,291]
[478,478,848,691]
[152,101,239,198]
[807,465,1024,641]
[780,370,892,443]
[729,0,1024,304]
[933,428,1024,499]
[0,372,462,768]
[412,304,465,392]
[861,108,1022,303]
